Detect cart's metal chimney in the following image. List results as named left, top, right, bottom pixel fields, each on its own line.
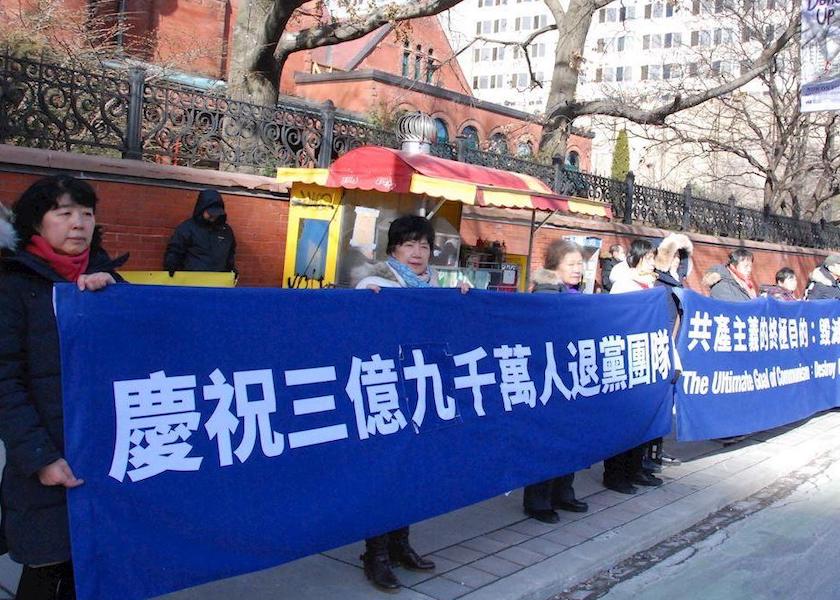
left=396, top=112, right=436, bottom=154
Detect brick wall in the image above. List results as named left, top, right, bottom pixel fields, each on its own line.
left=1, top=148, right=831, bottom=295
left=460, top=209, right=830, bottom=298
left=0, top=155, right=289, bottom=287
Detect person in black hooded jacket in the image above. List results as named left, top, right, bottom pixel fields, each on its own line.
left=164, top=189, right=237, bottom=275
left=1, top=175, right=125, bottom=600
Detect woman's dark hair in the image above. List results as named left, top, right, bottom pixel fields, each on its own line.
left=544, top=239, right=583, bottom=270
left=727, top=248, right=753, bottom=266
left=775, top=267, right=795, bottom=284
left=627, top=238, right=654, bottom=268
left=386, top=215, right=435, bottom=255
left=13, top=175, right=98, bottom=245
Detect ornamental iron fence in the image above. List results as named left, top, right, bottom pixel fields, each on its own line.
left=0, top=51, right=838, bottom=249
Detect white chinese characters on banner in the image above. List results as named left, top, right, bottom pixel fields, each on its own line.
left=109, top=371, right=202, bottom=482
left=109, top=328, right=670, bottom=483
left=686, top=311, right=839, bottom=353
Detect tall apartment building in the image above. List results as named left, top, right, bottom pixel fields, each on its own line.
left=441, top=0, right=558, bottom=114
left=444, top=0, right=790, bottom=200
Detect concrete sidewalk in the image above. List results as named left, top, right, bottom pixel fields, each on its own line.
left=3, top=412, right=839, bottom=600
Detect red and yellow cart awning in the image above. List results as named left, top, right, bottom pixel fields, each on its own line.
left=277, top=146, right=611, bottom=219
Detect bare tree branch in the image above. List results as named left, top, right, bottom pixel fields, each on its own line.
left=276, top=0, right=464, bottom=63
left=556, top=13, right=798, bottom=125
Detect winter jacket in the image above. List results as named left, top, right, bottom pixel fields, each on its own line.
left=530, top=268, right=578, bottom=294
left=653, top=233, right=693, bottom=332
left=805, top=266, right=840, bottom=300
left=352, top=261, right=440, bottom=290
left=163, top=189, right=237, bottom=274
left=759, top=284, right=798, bottom=302
left=654, top=270, right=683, bottom=333
left=600, top=257, right=619, bottom=293
left=609, top=265, right=657, bottom=294
left=0, top=234, right=125, bottom=565
left=703, top=264, right=754, bottom=302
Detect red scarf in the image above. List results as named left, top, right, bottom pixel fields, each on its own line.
left=26, top=235, right=90, bottom=282
left=728, top=265, right=757, bottom=298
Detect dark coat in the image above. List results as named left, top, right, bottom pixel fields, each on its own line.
left=163, top=189, right=237, bottom=274
left=805, top=267, right=840, bottom=300
left=703, top=264, right=754, bottom=302
left=760, top=284, right=798, bottom=302
left=600, top=257, right=619, bottom=293
left=0, top=247, right=125, bottom=565
left=654, top=269, right=683, bottom=333
left=523, top=268, right=578, bottom=511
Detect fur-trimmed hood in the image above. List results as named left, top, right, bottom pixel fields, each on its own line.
left=350, top=261, right=400, bottom=288
left=809, top=266, right=835, bottom=287
left=0, top=202, right=17, bottom=252
left=531, top=267, right=562, bottom=287
left=655, top=233, right=693, bottom=272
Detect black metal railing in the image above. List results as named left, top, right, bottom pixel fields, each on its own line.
left=1, top=50, right=838, bottom=249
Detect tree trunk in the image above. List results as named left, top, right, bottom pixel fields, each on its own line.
left=227, top=0, right=298, bottom=107
left=539, top=0, right=596, bottom=154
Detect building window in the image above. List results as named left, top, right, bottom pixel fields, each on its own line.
left=665, top=1, right=674, bottom=16
left=689, top=62, right=699, bottom=76
left=641, top=65, right=649, bottom=80
left=566, top=150, right=580, bottom=169
left=401, top=41, right=410, bottom=77
left=516, top=140, right=533, bottom=157
left=653, top=2, right=663, bottom=17
left=663, top=64, right=671, bottom=79
left=414, top=45, right=422, bottom=79
left=595, top=68, right=603, bottom=82
left=425, top=49, right=435, bottom=83
left=490, top=132, right=509, bottom=154
left=434, top=118, right=449, bottom=144
left=644, top=4, right=652, bottom=17
left=599, top=8, right=606, bottom=22
left=461, top=125, right=479, bottom=150
left=617, top=36, right=626, bottom=51
left=597, top=38, right=606, bottom=52
left=616, top=66, right=624, bottom=81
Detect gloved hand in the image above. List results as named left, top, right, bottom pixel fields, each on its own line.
left=168, top=270, right=175, bottom=277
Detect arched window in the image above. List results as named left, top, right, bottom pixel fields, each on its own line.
left=401, top=40, right=410, bottom=77
left=490, top=132, right=509, bottom=154
left=516, top=140, right=533, bottom=157
left=414, top=44, right=422, bottom=79
left=566, top=150, right=580, bottom=170
left=461, top=125, right=479, bottom=150
left=426, top=48, right=436, bottom=83
left=434, top=118, right=449, bottom=144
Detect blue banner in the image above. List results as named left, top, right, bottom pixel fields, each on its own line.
left=674, top=289, right=840, bottom=441
left=55, top=285, right=674, bottom=600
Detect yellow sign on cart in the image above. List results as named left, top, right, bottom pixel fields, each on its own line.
left=119, top=271, right=237, bottom=287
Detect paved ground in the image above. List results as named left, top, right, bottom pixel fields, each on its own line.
left=2, top=411, right=840, bottom=600
left=592, top=446, right=840, bottom=600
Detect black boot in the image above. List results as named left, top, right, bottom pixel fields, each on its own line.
left=362, top=536, right=401, bottom=591
left=388, top=530, right=435, bottom=571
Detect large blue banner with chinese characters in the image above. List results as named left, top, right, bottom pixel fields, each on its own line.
left=55, top=285, right=674, bottom=600
left=674, top=289, right=840, bottom=441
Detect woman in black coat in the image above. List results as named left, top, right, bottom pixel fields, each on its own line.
left=0, top=175, right=123, bottom=600
left=522, top=240, right=589, bottom=524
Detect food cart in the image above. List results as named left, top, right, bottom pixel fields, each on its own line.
left=276, top=120, right=611, bottom=291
